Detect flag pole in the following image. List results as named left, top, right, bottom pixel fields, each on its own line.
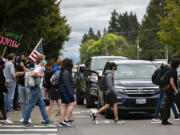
left=1, top=46, right=7, bottom=58
left=29, top=38, right=43, bottom=57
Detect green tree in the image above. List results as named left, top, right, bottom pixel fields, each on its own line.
left=108, top=11, right=138, bottom=45
left=80, top=33, right=129, bottom=62
left=158, top=0, right=180, bottom=56
left=0, top=0, right=70, bottom=62
left=139, top=0, right=167, bottom=60
left=79, top=39, right=96, bottom=63
left=108, top=9, right=119, bottom=34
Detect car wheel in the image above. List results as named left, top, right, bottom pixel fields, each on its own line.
left=76, top=90, right=84, bottom=105
left=105, top=108, right=113, bottom=119
left=86, top=90, right=95, bottom=108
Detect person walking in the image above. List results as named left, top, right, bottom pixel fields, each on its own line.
left=0, top=58, right=13, bottom=124
left=23, top=55, right=50, bottom=125
left=59, top=58, right=76, bottom=127
left=162, top=58, right=180, bottom=125
left=90, top=62, right=119, bottom=123
left=152, top=59, right=179, bottom=123
left=44, top=63, right=62, bottom=116
left=4, top=53, right=16, bottom=112
left=16, top=52, right=34, bottom=123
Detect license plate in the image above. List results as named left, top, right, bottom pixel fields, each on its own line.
left=136, top=99, right=146, bottom=104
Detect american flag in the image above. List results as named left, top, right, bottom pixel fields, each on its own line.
left=29, top=38, right=43, bottom=64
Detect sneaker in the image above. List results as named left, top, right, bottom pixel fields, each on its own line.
left=151, top=118, right=161, bottom=123
left=19, top=118, right=23, bottom=122
left=174, top=116, right=180, bottom=120
left=162, top=121, right=173, bottom=125
left=41, top=121, right=50, bottom=125
left=64, top=119, right=74, bottom=123
left=90, top=113, right=96, bottom=123
left=59, top=122, right=71, bottom=127
left=114, top=118, right=119, bottom=123
left=28, top=119, right=31, bottom=123
left=4, top=119, right=13, bottom=124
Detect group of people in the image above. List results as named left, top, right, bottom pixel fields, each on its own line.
left=1, top=52, right=180, bottom=127
left=0, top=53, right=76, bottom=127
left=90, top=58, right=180, bottom=126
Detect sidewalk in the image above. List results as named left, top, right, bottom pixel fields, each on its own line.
left=0, top=104, right=60, bottom=125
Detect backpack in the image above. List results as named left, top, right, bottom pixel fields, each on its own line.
left=152, top=68, right=163, bottom=85
left=25, top=66, right=41, bottom=88
left=25, top=68, right=35, bottom=87
left=159, top=70, right=171, bottom=91
left=50, top=70, right=61, bottom=88
left=98, top=74, right=108, bottom=91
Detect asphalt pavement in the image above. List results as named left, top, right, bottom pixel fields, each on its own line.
left=0, top=104, right=180, bottom=135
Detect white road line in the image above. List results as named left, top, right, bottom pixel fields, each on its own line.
left=73, top=116, right=89, bottom=118
left=0, top=134, right=56, bottom=135
left=95, top=120, right=126, bottom=124
left=89, top=109, right=98, bottom=113
left=0, top=129, right=57, bottom=131
left=34, top=125, right=56, bottom=128
left=1, top=125, right=24, bottom=127
left=1, top=125, right=57, bottom=128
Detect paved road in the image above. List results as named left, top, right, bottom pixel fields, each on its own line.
left=0, top=105, right=180, bottom=135
left=58, top=105, right=180, bottom=135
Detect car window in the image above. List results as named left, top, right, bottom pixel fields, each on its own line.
left=114, top=64, right=156, bottom=79
left=91, top=58, right=125, bottom=70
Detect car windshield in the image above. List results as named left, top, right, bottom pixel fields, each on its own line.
left=114, top=64, right=156, bottom=79
left=91, top=58, right=126, bottom=70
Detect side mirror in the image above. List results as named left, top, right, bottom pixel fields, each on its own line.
left=79, top=66, right=86, bottom=72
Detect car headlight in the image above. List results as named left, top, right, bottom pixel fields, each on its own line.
left=155, top=88, right=160, bottom=93
left=115, top=86, right=125, bottom=93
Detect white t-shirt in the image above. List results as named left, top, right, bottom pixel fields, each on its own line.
left=34, top=65, right=43, bottom=88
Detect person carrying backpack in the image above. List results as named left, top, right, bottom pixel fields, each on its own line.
left=23, top=55, right=51, bottom=125
left=90, top=62, right=119, bottom=123
left=162, top=58, right=180, bottom=125
left=152, top=59, right=179, bottom=123
left=44, top=62, right=62, bottom=116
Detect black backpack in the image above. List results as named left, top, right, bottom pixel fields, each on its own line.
left=98, top=74, right=108, bottom=91
left=152, top=68, right=163, bottom=85
left=159, top=70, right=171, bottom=91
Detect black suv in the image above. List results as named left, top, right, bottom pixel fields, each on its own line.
left=97, top=60, right=160, bottom=118
left=75, top=56, right=128, bottom=108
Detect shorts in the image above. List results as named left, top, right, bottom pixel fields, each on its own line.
left=48, top=88, right=61, bottom=101
left=59, top=93, right=75, bottom=104
left=105, top=91, right=117, bottom=106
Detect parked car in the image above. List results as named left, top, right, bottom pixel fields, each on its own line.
left=75, top=56, right=128, bottom=108
left=152, top=59, right=167, bottom=68
left=97, top=60, right=159, bottom=118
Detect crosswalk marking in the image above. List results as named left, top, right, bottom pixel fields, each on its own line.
left=0, top=129, right=57, bottom=131
left=0, top=134, right=56, bottom=135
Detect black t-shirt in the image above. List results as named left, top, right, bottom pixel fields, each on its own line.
left=16, top=61, right=34, bottom=86
left=167, top=69, right=178, bottom=95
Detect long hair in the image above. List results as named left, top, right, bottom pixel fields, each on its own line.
left=61, top=58, right=73, bottom=72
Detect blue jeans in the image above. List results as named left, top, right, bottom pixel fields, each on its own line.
left=18, top=84, right=30, bottom=118
left=5, top=80, right=16, bottom=111
left=23, top=87, right=50, bottom=124
left=154, top=88, right=179, bottom=118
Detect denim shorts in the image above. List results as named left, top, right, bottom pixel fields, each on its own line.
left=59, top=93, right=75, bottom=104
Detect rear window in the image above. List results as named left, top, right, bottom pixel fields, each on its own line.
left=115, top=64, right=156, bottom=79
left=91, top=58, right=126, bottom=70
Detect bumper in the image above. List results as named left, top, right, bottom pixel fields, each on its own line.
left=114, top=92, right=160, bottom=113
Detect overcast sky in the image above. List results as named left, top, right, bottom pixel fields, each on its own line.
left=60, top=0, right=151, bottom=62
